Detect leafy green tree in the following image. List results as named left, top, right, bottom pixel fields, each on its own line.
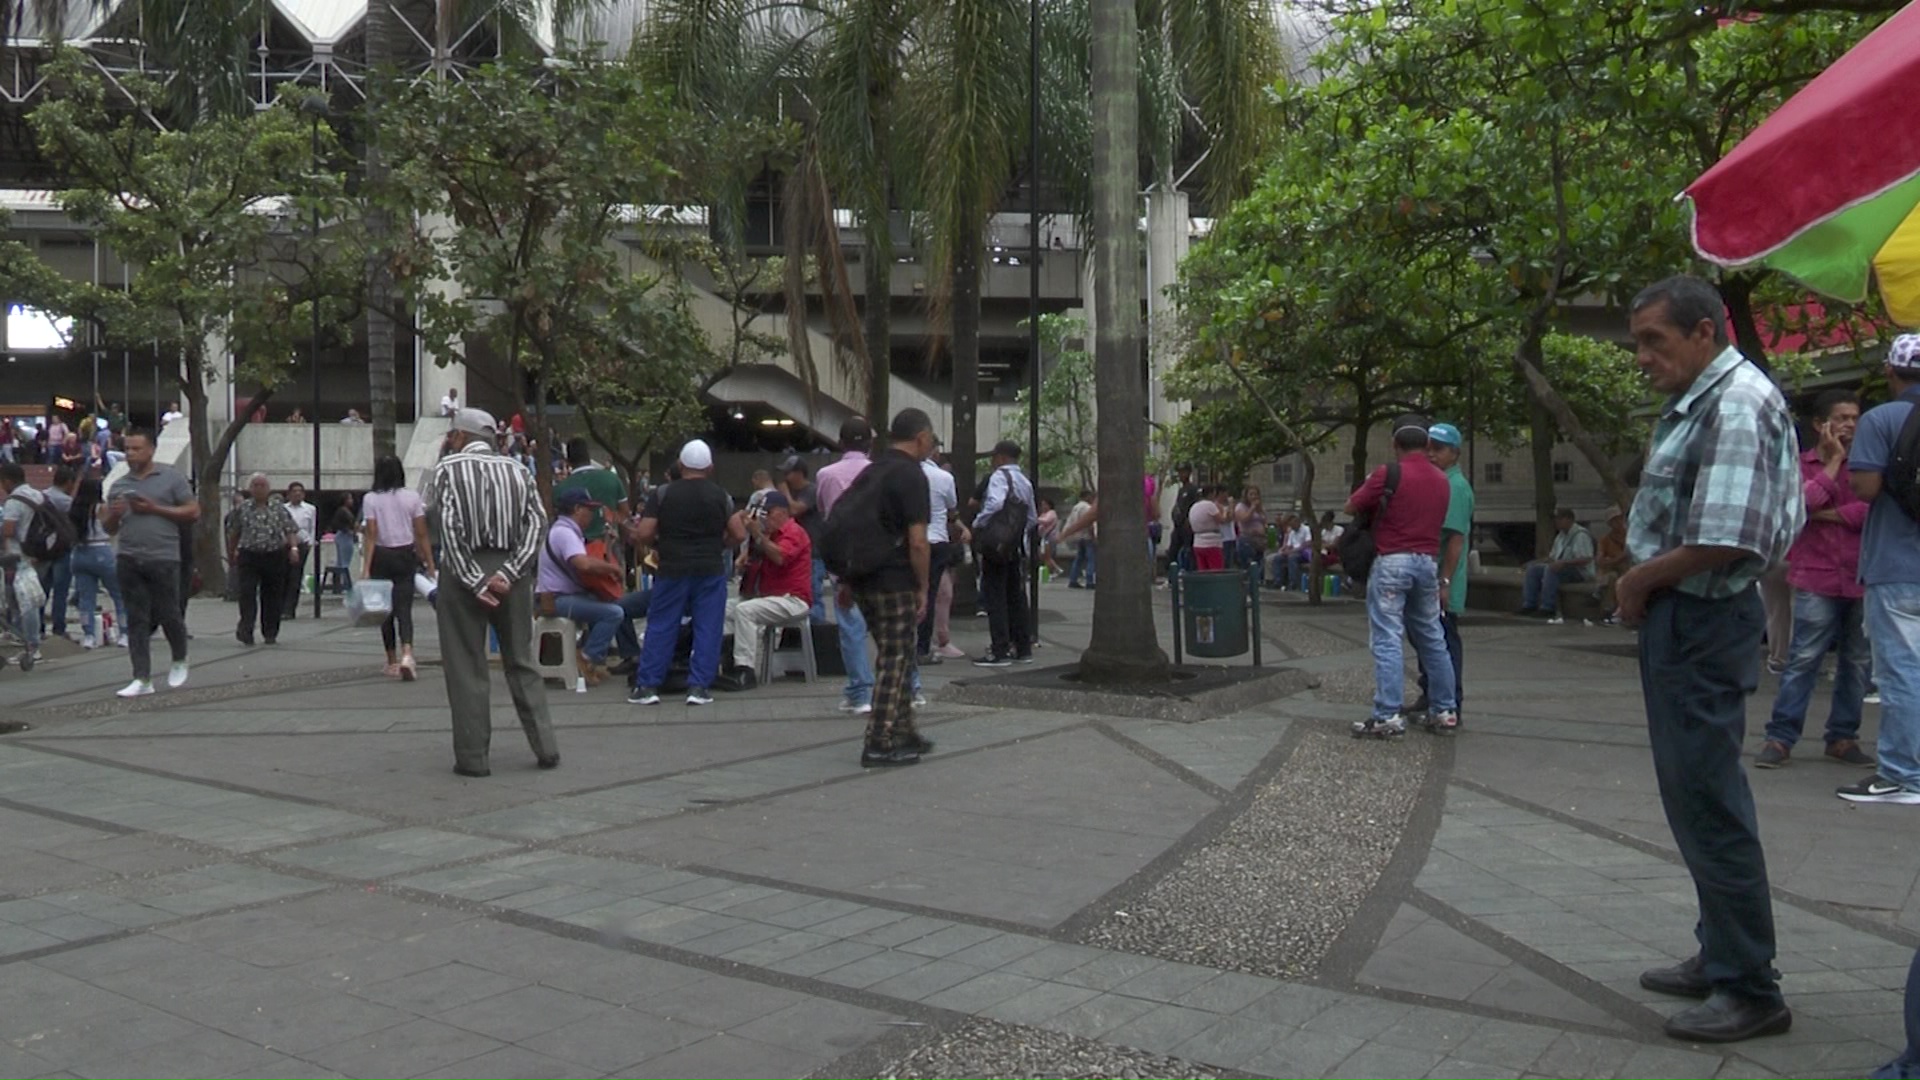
left=0, top=55, right=360, bottom=590
left=379, top=54, right=719, bottom=499
left=1001, top=314, right=1096, bottom=489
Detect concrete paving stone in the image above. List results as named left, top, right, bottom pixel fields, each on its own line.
left=455, top=807, right=621, bottom=841
left=282, top=942, right=453, bottom=992
left=766, top=938, right=884, bottom=979
left=1372, top=1007, right=1488, bottom=1056
left=516, top=888, right=635, bottom=921
left=432, top=984, right=614, bottom=1043
left=522, top=1008, right=712, bottom=1072
left=18, top=913, right=122, bottom=944
left=678, top=883, right=788, bottom=914
left=1618, top=1043, right=1735, bottom=1079
left=219, top=926, right=383, bottom=970
left=354, top=961, right=528, bottom=1015
left=1000, top=941, right=1111, bottom=981
left=1239, top=1028, right=1370, bottom=1079
left=488, top=882, right=600, bottom=914
left=1299, top=996, right=1417, bottom=1041
left=562, top=896, right=667, bottom=934
left=2, top=1004, right=206, bottom=1072
left=725, top=997, right=896, bottom=1057
left=1788, top=989, right=1898, bottom=1019
left=1041, top=992, right=1166, bottom=1041
left=942, top=932, right=1053, bottom=971
left=811, top=946, right=933, bottom=990
left=1055, top=951, right=1168, bottom=991
left=413, top=1044, right=601, bottom=1079
left=181, top=985, right=422, bottom=1054
left=753, top=895, right=870, bottom=930
left=70, top=1026, right=287, bottom=1080
left=393, top=867, right=546, bottom=903
left=1783, top=968, right=1880, bottom=994
left=609, top=1033, right=799, bottom=1080
left=0, top=898, right=76, bottom=924
left=715, top=889, right=830, bottom=923
left=1167, top=971, right=1287, bottom=1017
left=897, top=922, right=1007, bottom=959
left=209, top=1055, right=347, bottom=1080
left=641, top=876, right=742, bottom=905
left=674, top=918, right=793, bottom=959
left=1167, top=1013, right=1290, bottom=1068
left=530, top=954, right=711, bottom=1007
left=921, top=970, right=1052, bottom=1014
left=1112, top=960, right=1223, bottom=1004
left=1327, top=1042, right=1447, bottom=1080
left=1361, top=949, right=1502, bottom=1002
left=980, top=979, right=1105, bottom=1027
left=269, top=829, right=517, bottom=880
left=1102, top=1003, right=1225, bottom=1057
left=1234, top=983, right=1347, bottom=1030
left=715, top=928, right=839, bottom=967
left=630, top=910, right=747, bottom=947
left=634, top=976, right=805, bottom=1030
left=841, top=911, right=947, bottom=946
left=1428, top=1057, right=1524, bottom=1079
left=0, top=923, right=79, bottom=957
left=864, top=954, right=989, bottom=1001
left=305, top=1016, right=507, bottom=1079
left=1531, top=1031, right=1641, bottom=1080
left=1733, top=1037, right=1899, bottom=1078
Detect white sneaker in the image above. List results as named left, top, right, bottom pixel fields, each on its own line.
left=115, top=633, right=128, bottom=648
left=116, top=679, right=154, bottom=698
left=912, top=694, right=928, bottom=708
left=838, top=700, right=872, bottom=715
left=167, top=662, right=189, bottom=689
left=81, top=633, right=97, bottom=650
left=1865, top=691, right=1883, bottom=705
left=1546, top=615, right=1565, bottom=626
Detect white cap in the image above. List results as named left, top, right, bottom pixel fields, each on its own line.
left=451, top=407, right=497, bottom=436
left=679, top=439, right=714, bottom=471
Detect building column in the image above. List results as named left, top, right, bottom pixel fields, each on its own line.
left=1144, top=187, right=1190, bottom=439
left=417, top=212, right=467, bottom=420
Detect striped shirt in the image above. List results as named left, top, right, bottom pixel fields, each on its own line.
left=1627, top=346, right=1804, bottom=599
left=424, top=441, right=548, bottom=595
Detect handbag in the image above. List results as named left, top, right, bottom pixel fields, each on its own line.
left=1336, top=461, right=1399, bottom=584
left=346, top=579, right=394, bottom=628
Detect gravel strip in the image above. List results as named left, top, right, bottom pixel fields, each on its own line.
left=843, top=1017, right=1227, bottom=1080
left=1078, top=726, right=1433, bottom=980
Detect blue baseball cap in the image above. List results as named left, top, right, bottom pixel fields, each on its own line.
left=1427, top=422, right=1463, bottom=448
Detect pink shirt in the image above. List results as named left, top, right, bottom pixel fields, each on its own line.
left=1789, top=448, right=1867, bottom=599
left=362, top=488, right=425, bottom=549
left=815, top=451, right=871, bottom=517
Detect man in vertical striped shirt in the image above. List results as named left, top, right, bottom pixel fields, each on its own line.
left=423, top=408, right=560, bottom=777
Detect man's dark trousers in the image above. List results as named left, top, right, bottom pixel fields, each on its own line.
left=1415, top=609, right=1464, bottom=713
left=1641, top=588, right=1782, bottom=1006
left=916, top=541, right=950, bottom=656
left=980, top=554, right=1030, bottom=659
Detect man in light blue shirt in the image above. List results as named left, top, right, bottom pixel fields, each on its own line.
left=970, top=440, right=1037, bottom=667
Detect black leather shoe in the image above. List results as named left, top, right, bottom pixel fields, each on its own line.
left=860, top=747, right=920, bottom=768
left=1663, top=989, right=1791, bottom=1043
left=899, top=733, right=936, bottom=754
left=536, top=753, right=560, bottom=770
left=453, top=764, right=491, bottom=778
left=1640, top=954, right=1712, bottom=998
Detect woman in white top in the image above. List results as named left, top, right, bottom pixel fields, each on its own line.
left=360, top=455, right=435, bottom=680
left=1188, top=484, right=1228, bottom=572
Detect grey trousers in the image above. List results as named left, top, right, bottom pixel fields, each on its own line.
left=435, top=551, right=557, bottom=772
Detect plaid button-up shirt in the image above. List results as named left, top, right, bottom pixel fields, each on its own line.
left=1627, top=346, right=1804, bottom=599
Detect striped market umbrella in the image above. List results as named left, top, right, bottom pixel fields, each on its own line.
left=1684, top=2, right=1920, bottom=324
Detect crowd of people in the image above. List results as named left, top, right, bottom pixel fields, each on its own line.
left=0, top=397, right=142, bottom=476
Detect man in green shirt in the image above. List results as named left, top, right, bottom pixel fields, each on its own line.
left=1414, top=422, right=1473, bottom=731
left=554, top=437, right=628, bottom=543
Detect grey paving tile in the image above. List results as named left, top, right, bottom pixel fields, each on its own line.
left=980, top=980, right=1104, bottom=1026
left=1167, top=1014, right=1289, bottom=1070
left=1055, top=951, right=1167, bottom=991
left=817, top=948, right=934, bottom=990
left=414, top=1044, right=600, bottom=1078
left=758, top=896, right=870, bottom=930
left=433, top=984, right=614, bottom=1042
left=673, top=919, right=791, bottom=959
left=943, top=932, right=1053, bottom=971
left=354, top=961, right=528, bottom=1014
left=1000, top=942, right=1109, bottom=981
left=1239, top=1027, right=1369, bottom=1078
left=897, top=923, right=1006, bottom=959
left=611, top=1033, right=798, bottom=1080
left=1038, top=991, right=1163, bottom=1041
left=1532, top=1031, right=1641, bottom=1080
left=867, top=957, right=992, bottom=1003
left=1235, top=983, right=1346, bottom=1030
left=1327, top=1043, right=1446, bottom=1079
left=845, top=912, right=950, bottom=947
left=1103, top=1003, right=1223, bottom=1056
left=1112, top=961, right=1222, bottom=1004
left=74, top=1027, right=288, bottom=1079
left=719, top=929, right=840, bottom=967
left=634, top=976, right=803, bottom=1030
left=306, top=1017, right=507, bottom=1078
left=1618, top=1043, right=1735, bottom=1079
left=1175, top=971, right=1289, bottom=1016
left=766, top=939, right=886, bottom=978
left=269, top=828, right=517, bottom=880
left=922, top=971, right=1051, bottom=1014
left=726, top=997, right=895, bottom=1057
left=1299, top=996, right=1415, bottom=1041
left=1452, top=1018, right=1561, bottom=1072
left=523, top=1008, right=711, bottom=1072
left=1428, top=1058, right=1523, bottom=1080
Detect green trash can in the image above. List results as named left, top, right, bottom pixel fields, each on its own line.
left=1182, top=570, right=1250, bottom=658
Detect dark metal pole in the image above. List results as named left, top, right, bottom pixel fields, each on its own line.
left=1027, top=0, right=1042, bottom=643
left=306, top=99, right=326, bottom=619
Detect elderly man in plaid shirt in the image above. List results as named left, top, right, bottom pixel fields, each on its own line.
left=1614, top=275, right=1805, bottom=1045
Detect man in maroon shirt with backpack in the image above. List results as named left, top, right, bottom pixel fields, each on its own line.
left=1345, top=415, right=1458, bottom=738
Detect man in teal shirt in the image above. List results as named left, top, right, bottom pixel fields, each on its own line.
left=1414, top=422, right=1473, bottom=731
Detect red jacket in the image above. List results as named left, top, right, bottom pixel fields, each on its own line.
left=1788, top=448, right=1867, bottom=599
left=744, top=519, right=813, bottom=605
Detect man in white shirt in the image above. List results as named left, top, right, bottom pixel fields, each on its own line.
left=282, top=481, right=318, bottom=619
left=160, top=403, right=183, bottom=429
left=918, top=451, right=961, bottom=664
left=340, top=409, right=366, bottom=425
left=439, top=388, right=460, bottom=418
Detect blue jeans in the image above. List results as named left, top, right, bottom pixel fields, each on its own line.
left=1366, top=552, right=1455, bottom=719
left=70, top=544, right=125, bottom=640
left=554, top=590, right=650, bottom=665
left=1868, top=583, right=1920, bottom=792
left=635, top=574, right=726, bottom=692
left=809, top=557, right=829, bottom=625
left=1639, top=588, right=1781, bottom=1005
left=1872, top=949, right=1920, bottom=1079
left=1765, top=590, right=1870, bottom=749
left=46, top=552, right=71, bottom=635
left=837, top=588, right=874, bottom=706
left=334, top=535, right=356, bottom=587
left=1069, top=540, right=1096, bottom=586
left=1416, top=609, right=1465, bottom=712
left=1522, top=562, right=1586, bottom=612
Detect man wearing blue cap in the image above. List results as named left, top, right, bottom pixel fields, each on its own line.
left=1413, top=422, right=1472, bottom=730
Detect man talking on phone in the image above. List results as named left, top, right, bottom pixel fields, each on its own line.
left=101, top=428, right=197, bottom=698
left=422, top=408, right=559, bottom=777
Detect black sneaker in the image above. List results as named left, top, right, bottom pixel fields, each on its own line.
left=899, top=733, right=936, bottom=754
left=1639, top=954, right=1711, bottom=999
left=1013, top=651, right=1035, bottom=664
left=861, top=746, right=921, bottom=768
left=1754, top=741, right=1790, bottom=769
left=628, top=685, right=661, bottom=705
left=1836, top=774, right=1920, bottom=804
left=972, top=653, right=1012, bottom=668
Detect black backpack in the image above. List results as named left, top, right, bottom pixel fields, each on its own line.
left=1335, top=461, right=1399, bottom=584
left=974, top=466, right=1029, bottom=563
left=1885, top=401, right=1920, bottom=523
left=7, top=491, right=77, bottom=562
left=819, top=466, right=900, bottom=582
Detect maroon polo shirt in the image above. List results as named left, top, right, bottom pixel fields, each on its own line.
left=1348, top=452, right=1450, bottom=557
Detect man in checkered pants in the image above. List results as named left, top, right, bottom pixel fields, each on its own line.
left=836, top=409, right=935, bottom=767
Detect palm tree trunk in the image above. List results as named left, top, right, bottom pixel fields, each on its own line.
left=1080, top=0, right=1167, bottom=683
left=364, top=0, right=398, bottom=459
left=949, top=245, right=981, bottom=509
left=864, top=219, right=891, bottom=420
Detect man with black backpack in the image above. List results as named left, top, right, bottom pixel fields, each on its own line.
left=2, top=462, right=57, bottom=664
left=1343, top=415, right=1457, bottom=739
left=823, top=409, right=934, bottom=767
left=971, top=440, right=1037, bottom=667
left=1841, top=334, right=1920, bottom=806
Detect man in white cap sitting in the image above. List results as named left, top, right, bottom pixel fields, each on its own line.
left=628, top=438, right=745, bottom=706
left=422, top=407, right=560, bottom=776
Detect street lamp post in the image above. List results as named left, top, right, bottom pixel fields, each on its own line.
left=303, top=94, right=328, bottom=619
left=1027, top=0, right=1042, bottom=641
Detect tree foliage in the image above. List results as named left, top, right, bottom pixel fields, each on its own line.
left=1001, top=314, right=1096, bottom=490
left=0, top=52, right=360, bottom=590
